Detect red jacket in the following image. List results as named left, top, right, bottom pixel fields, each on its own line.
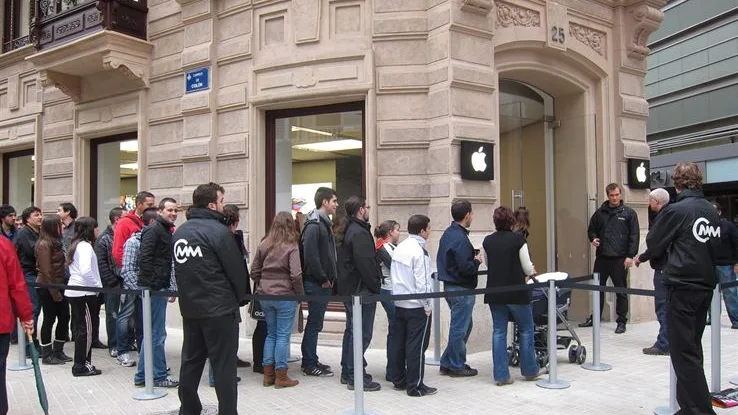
left=112, top=211, right=144, bottom=267
left=0, top=236, right=33, bottom=334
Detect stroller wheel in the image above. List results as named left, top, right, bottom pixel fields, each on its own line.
left=537, top=353, right=549, bottom=369
left=510, top=349, right=520, bottom=367
left=568, top=346, right=578, bottom=363
left=576, top=346, right=587, bottom=365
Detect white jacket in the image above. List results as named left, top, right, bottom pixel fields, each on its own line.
left=65, top=241, right=102, bottom=297
left=390, top=235, right=432, bottom=311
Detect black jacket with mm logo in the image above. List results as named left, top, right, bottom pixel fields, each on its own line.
left=173, top=208, right=247, bottom=318
left=587, top=201, right=639, bottom=258
left=645, top=189, right=720, bottom=291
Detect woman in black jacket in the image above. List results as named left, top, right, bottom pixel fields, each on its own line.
left=482, top=206, right=539, bottom=386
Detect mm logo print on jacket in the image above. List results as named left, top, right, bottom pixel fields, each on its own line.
left=174, top=239, right=203, bottom=263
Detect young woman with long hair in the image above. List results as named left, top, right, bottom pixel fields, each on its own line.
left=64, top=217, right=103, bottom=377
left=35, top=215, right=72, bottom=365
left=251, top=211, right=305, bottom=388
left=512, top=206, right=530, bottom=241
left=374, top=219, right=400, bottom=382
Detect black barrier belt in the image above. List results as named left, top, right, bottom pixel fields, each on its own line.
left=30, top=275, right=593, bottom=304
left=30, top=281, right=142, bottom=296
left=721, top=280, right=738, bottom=290
left=567, top=282, right=656, bottom=297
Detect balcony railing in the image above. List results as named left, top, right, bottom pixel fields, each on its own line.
left=2, top=35, right=33, bottom=53
left=33, top=0, right=147, bottom=50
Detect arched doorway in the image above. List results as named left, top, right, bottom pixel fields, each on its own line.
left=496, top=47, right=604, bottom=318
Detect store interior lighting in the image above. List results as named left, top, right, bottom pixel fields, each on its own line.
left=292, top=139, right=362, bottom=152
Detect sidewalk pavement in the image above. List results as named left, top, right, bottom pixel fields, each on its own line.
left=6, top=313, right=738, bottom=415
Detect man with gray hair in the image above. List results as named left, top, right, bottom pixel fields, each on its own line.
left=635, top=187, right=670, bottom=355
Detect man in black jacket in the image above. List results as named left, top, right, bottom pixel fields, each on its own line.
left=14, top=206, right=43, bottom=354
left=712, top=202, right=738, bottom=329
left=95, top=207, right=124, bottom=357
left=645, top=162, right=719, bottom=415
left=581, top=183, right=639, bottom=333
left=136, top=197, right=179, bottom=389
left=635, top=188, right=670, bottom=355
left=337, top=196, right=381, bottom=391
left=174, top=183, right=247, bottom=415
left=300, top=187, right=339, bottom=377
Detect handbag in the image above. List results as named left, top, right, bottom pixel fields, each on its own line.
left=248, top=283, right=265, bottom=321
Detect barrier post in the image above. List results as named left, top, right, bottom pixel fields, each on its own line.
left=710, top=284, right=721, bottom=392
left=654, top=361, right=679, bottom=415
left=8, top=320, right=32, bottom=371
left=344, top=295, right=368, bottom=415
left=133, top=290, right=167, bottom=400
left=536, top=279, right=570, bottom=389
left=583, top=273, right=611, bottom=371
left=426, top=274, right=441, bottom=366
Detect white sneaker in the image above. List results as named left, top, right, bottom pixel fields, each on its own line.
left=117, top=353, right=136, bottom=367
left=110, top=349, right=118, bottom=358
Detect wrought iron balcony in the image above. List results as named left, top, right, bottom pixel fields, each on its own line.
left=33, top=0, right=147, bottom=50
left=2, top=35, right=33, bottom=53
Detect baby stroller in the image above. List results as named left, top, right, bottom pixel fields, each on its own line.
left=507, top=272, right=587, bottom=369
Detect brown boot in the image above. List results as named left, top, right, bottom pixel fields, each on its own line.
left=263, top=365, right=275, bottom=387
left=275, top=368, right=299, bottom=389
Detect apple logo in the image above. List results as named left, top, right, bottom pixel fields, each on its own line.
left=471, top=147, right=487, bottom=172
left=636, top=162, right=647, bottom=183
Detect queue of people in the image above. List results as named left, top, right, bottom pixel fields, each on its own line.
left=1, top=161, right=735, bottom=415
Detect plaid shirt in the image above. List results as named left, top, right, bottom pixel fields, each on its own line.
left=121, top=232, right=141, bottom=290
left=120, top=231, right=177, bottom=292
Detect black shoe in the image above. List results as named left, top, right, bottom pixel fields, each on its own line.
left=42, top=355, right=66, bottom=365
left=642, top=346, right=668, bottom=355
left=91, top=340, right=107, bottom=349
left=73, top=363, right=102, bottom=377
left=408, top=384, right=437, bottom=397
left=253, top=365, right=264, bottom=374
left=317, top=362, right=332, bottom=371
left=615, top=323, right=626, bottom=334
left=237, top=358, right=251, bottom=368
left=393, top=383, right=407, bottom=391
left=447, top=367, right=478, bottom=377
left=348, top=380, right=381, bottom=391
left=579, top=316, right=594, bottom=328
left=303, top=365, right=334, bottom=377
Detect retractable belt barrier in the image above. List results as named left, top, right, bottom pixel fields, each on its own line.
left=29, top=274, right=738, bottom=415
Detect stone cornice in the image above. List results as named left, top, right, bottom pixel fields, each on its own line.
left=0, top=45, right=36, bottom=68
left=461, top=0, right=494, bottom=15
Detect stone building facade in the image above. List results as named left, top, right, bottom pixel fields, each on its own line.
left=0, top=0, right=666, bottom=351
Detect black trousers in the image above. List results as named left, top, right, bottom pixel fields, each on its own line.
left=37, top=289, right=70, bottom=345
left=0, top=333, right=9, bottom=415
left=390, top=307, right=431, bottom=392
left=90, top=294, right=103, bottom=342
left=594, top=256, right=629, bottom=324
left=179, top=313, right=239, bottom=415
left=251, top=319, right=266, bottom=371
left=69, top=296, right=96, bottom=372
left=668, top=288, right=716, bottom=415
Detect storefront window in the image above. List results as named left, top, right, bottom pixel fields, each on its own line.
left=2, top=149, right=35, bottom=209
left=91, top=137, right=138, bottom=222
left=267, top=102, right=364, bottom=227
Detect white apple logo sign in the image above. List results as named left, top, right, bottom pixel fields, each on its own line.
left=471, top=147, right=487, bottom=172
left=636, top=162, right=647, bottom=183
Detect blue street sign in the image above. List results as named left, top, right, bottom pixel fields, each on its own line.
left=185, top=67, right=209, bottom=93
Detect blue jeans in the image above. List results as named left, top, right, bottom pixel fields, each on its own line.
left=134, top=294, right=168, bottom=383
left=380, top=288, right=396, bottom=380
left=653, top=270, right=669, bottom=351
left=262, top=300, right=297, bottom=370
left=24, top=273, right=41, bottom=346
left=717, top=265, right=738, bottom=326
left=441, top=284, right=475, bottom=370
left=490, top=303, right=538, bottom=382
left=340, top=301, right=376, bottom=382
left=116, top=293, right=140, bottom=355
left=301, top=280, right=331, bottom=369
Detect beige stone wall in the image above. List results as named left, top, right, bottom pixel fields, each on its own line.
left=0, top=0, right=668, bottom=350
left=0, top=46, right=42, bottom=205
